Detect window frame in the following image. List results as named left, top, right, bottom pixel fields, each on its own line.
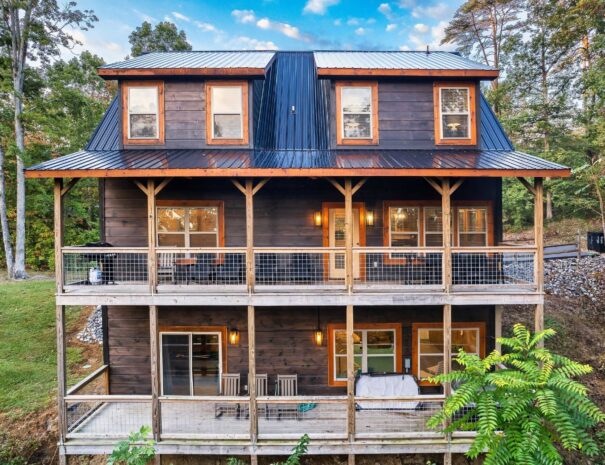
left=122, top=81, right=165, bottom=145
left=412, top=322, right=485, bottom=386
left=327, top=323, right=402, bottom=387
left=156, top=200, right=225, bottom=248
left=205, top=81, right=249, bottom=146
left=336, top=81, right=379, bottom=145
left=433, top=82, right=477, bottom=146
left=457, top=206, right=489, bottom=248
left=159, top=325, right=227, bottom=396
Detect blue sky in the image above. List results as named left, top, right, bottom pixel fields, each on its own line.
left=67, top=0, right=464, bottom=63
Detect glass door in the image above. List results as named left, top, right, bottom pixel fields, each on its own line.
left=328, top=208, right=360, bottom=279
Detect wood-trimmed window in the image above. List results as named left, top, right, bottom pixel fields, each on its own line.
left=383, top=201, right=493, bottom=248
left=159, top=326, right=227, bottom=396
left=156, top=200, right=224, bottom=248
left=433, top=82, right=476, bottom=146
left=412, top=322, right=485, bottom=386
left=336, top=81, right=379, bottom=145
left=205, top=81, right=249, bottom=145
left=122, top=81, right=165, bottom=145
left=327, top=323, right=402, bottom=387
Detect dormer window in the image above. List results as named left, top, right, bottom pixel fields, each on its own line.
left=206, top=81, right=249, bottom=145
left=336, top=81, right=379, bottom=145
left=434, top=82, right=476, bottom=145
left=122, top=81, right=164, bottom=145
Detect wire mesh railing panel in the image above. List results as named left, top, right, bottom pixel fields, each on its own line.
left=254, top=249, right=345, bottom=288
left=67, top=366, right=108, bottom=396
left=355, top=248, right=444, bottom=288
left=355, top=398, right=443, bottom=438
left=257, top=400, right=348, bottom=439
left=66, top=400, right=152, bottom=439
left=452, top=248, right=535, bottom=287
left=156, top=249, right=246, bottom=287
left=63, top=248, right=148, bottom=287
left=160, top=399, right=250, bottom=438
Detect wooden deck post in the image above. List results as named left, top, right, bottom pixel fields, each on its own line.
left=495, top=305, right=503, bottom=352
left=247, top=305, right=258, bottom=446
left=246, top=180, right=255, bottom=294
left=56, top=305, right=67, bottom=444
left=149, top=305, right=161, bottom=441
left=346, top=304, right=355, bottom=441
left=344, top=179, right=353, bottom=293
left=54, top=179, right=64, bottom=294
left=443, top=304, right=452, bottom=397
left=534, top=177, right=545, bottom=344
left=441, top=178, right=452, bottom=293
left=147, top=179, right=157, bottom=294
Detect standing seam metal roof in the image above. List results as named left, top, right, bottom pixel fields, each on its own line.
left=100, top=51, right=276, bottom=70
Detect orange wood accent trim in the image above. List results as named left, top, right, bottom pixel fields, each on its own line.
left=433, top=82, right=477, bottom=146
left=25, top=168, right=572, bottom=179
left=205, top=81, right=250, bottom=146
left=412, top=321, right=486, bottom=387
left=335, top=81, right=379, bottom=146
left=122, top=81, right=165, bottom=146
left=454, top=200, right=494, bottom=247
left=156, top=200, right=225, bottom=248
left=318, top=68, right=499, bottom=79
left=99, top=68, right=266, bottom=78
left=327, top=322, right=403, bottom=387
left=159, top=325, right=229, bottom=375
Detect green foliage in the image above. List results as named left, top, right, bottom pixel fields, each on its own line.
left=227, top=434, right=309, bottom=465
left=107, top=426, right=156, bottom=465
left=427, top=324, right=605, bottom=465
left=129, top=21, right=192, bottom=57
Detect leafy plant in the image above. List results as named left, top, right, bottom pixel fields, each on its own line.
left=227, top=434, right=309, bottom=465
left=427, top=324, right=605, bottom=465
left=107, top=426, right=156, bottom=465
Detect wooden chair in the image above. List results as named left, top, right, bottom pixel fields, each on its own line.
left=275, top=374, right=298, bottom=420
left=157, top=252, right=175, bottom=284
left=244, top=374, right=268, bottom=419
left=215, top=373, right=241, bottom=418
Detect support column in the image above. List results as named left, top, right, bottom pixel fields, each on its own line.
left=344, top=180, right=353, bottom=294
left=443, top=304, right=452, bottom=396
left=248, top=305, right=258, bottom=446
left=441, top=178, right=452, bottom=293
left=494, top=305, right=503, bottom=352
left=245, top=180, right=255, bottom=294
left=56, top=305, right=67, bottom=445
left=150, top=305, right=161, bottom=441
left=534, top=178, right=545, bottom=341
left=147, top=179, right=157, bottom=294
left=54, top=179, right=64, bottom=294
left=346, top=305, right=355, bottom=441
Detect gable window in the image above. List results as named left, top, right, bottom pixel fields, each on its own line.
left=122, top=81, right=164, bottom=145
left=412, top=322, right=484, bottom=386
left=328, top=323, right=402, bottom=386
left=433, top=83, right=476, bottom=145
left=336, top=81, right=378, bottom=145
left=458, top=207, right=488, bottom=247
left=156, top=201, right=224, bottom=248
left=206, top=81, right=249, bottom=145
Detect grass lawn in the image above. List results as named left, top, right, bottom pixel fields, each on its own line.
left=0, top=279, right=83, bottom=416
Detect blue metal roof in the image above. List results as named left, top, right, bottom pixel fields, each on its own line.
left=86, top=97, right=120, bottom=151
left=101, top=51, right=275, bottom=70
left=479, top=94, right=513, bottom=151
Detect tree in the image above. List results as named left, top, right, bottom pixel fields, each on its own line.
left=0, top=0, right=97, bottom=278
left=128, top=21, right=192, bottom=57
left=427, top=324, right=605, bottom=465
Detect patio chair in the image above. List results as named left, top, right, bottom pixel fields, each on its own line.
left=157, top=252, right=175, bottom=284
left=189, top=253, right=215, bottom=283
left=244, top=373, right=269, bottom=419
left=275, top=374, right=299, bottom=420
left=215, top=373, right=241, bottom=419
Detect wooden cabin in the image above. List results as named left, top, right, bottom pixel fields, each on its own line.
left=26, top=50, right=570, bottom=464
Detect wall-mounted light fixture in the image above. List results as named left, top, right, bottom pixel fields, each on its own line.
left=365, top=210, right=375, bottom=226
left=404, top=357, right=411, bottom=374
left=229, top=327, right=240, bottom=345
left=314, top=308, right=324, bottom=346
left=313, top=211, right=322, bottom=227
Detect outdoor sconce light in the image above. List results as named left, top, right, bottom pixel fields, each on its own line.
left=229, top=328, right=240, bottom=345
left=365, top=210, right=375, bottom=226
left=404, top=357, right=411, bottom=374
left=313, top=211, right=322, bottom=227
left=314, top=308, right=323, bottom=346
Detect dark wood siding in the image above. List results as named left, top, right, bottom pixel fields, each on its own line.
left=103, top=177, right=503, bottom=247
left=107, top=305, right=494, bottom=395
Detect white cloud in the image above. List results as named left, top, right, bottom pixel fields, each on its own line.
left=195, top=21, right=220, bottom=33
left=399, top=44, right=411, bottom=51
left=61, top=28, right=126, bottom=63
left=303, top=0, right=340, bottom=15
left=397, top=0, right=415, bottom=8
left=231, top=9, right=256, bottom=24
left=172, top=11, right=191, bottom=22
left=333, top=19, right=342, bottom=26
left=378, top=3, right=395, bottom=20
left=229, top=35, right=279, bottom=50
left=355, top=27, right=366, bottom=35
left=132, top=9, right=156, bottom=23
left=366, top=18, right=376, bottom=24
left=347, top=18, right=360, bottom=26
left=386, top=23, right=397, bottom=32
left=411, top=3, right=451, bottom=20
left=407, top=20, right=453, bottom=51
left=256, top=17, right=310, bottom=41
left=414, top=23, right=429, bottom=33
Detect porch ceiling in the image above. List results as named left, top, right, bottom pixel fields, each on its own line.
left=25, top=148, right=570, bottom=179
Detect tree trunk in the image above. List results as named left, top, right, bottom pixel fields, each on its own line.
left=546, top=190, right=553, bottom=220
left=594, top=174, right=605, bottom=239
left=0, top=146, right=14, bottom=278
left=13, top=92, right=27, bottom=279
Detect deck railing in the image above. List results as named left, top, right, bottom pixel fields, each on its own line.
left=60, top=245, right=537, bottom=294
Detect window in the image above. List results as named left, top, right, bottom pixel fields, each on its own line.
left=389, top=207, right=419, bottom=247
left=156, top=201, right=223, bottom=248
left=122, top=81, right=164, bottom=144
left=458, top=207, right=488, bottom=247
left=336, top=82, right=378, bottom=145
left=206, top=81, right=249, bottom=145
left=424, top=206, right=443, bottom=247
left=434, top=82, right=476, bottom=145
left=412, top=322, right=485, bottom=386
left=160, top=328, right=226, bottom=396
left=328, top=323, right=402, bottom=386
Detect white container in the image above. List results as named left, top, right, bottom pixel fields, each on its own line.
left=89, top=267, right=102, bottom=285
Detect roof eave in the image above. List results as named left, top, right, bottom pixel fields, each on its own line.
left=316, top=68, right=500, bottom=80
left=97, top=67, right=268, bottom=79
